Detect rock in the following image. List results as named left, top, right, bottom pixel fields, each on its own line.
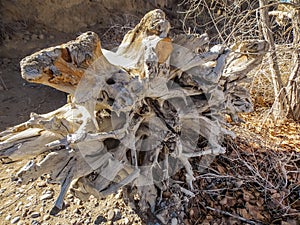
left=21, top=208, right=29, bottom=217
left=37, top=181, right=47, bottom=187
left=94, top=215, right=107, bottom=224
left=220, top=197, right=228, bottom=205
left=124, top=217, right=129, bottom=224
left=31, top=212, right=40, bottom=218
left=43, top=214, right=50, bottom=221
left=24, top=202, right=32, bottom=208
left=189, top=208, right=194, bottom=218
left=38, top=34, right=45, bottom=40
left=11, top=216, right=20, bottom=224
left=6, top=214, right=12, bottom=220
left=107, top=210, right=115, bottom=221
left=40, top=193, right=53, bottom=201
left=163, top=191, right=171, bottom=198
left=31, top=34, right=38, bottom=40
left=114, top=190, right=122, bottom=199
left=64, top=200, right=71, bottom=208
left=171, top=218, right=178, bottom=225
left=31, top=220, right=40, bottom=225
left=74, top=198, right=82, bottom=205
left=15, top=202, right=23, bottom=211
left=113, top=210, right=122, bottom=221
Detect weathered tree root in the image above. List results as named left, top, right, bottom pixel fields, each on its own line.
left=0, top=9, right=267, bottom=222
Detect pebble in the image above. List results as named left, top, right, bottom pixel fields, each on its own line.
left=171, top=218, right=178, bottom=225
left=27, top=195, right=35, bottom=201
left=24, top=202, right=32, bottom=208
left=37, top=181, right=47, bottom=187
left=113, top=210, right=122, bottom=221
left=38, top=34, right=45, bottom=40
left=5, top=214, right=12, bottom=221
left=15, top=202, right=23, bottom=211
left=74, top=198, right=82, bottom=205
left=22, top=208, right=29, bottom=217
left=31, top=212, right=40, bottom=218
left=107, top=210, right=115, bottom=220
left=31, top=220, right=40, bottom=225
left=124, top=217, right=129, bottom=224
left=43, top=214, right=50, bottom=221
left=114, top=190, right=122, bottom=199
left=64, top=200, right=71, bottom=208
left=11, top=216, right=20, bottom=224
left=94, top=215, right=107, bottom=224
left=31, top=34, right=38, bottom=40
left=40, top=193, right=53, bottom=201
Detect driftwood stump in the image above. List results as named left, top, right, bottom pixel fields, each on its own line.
left=0, top=9, right=267, bottom=222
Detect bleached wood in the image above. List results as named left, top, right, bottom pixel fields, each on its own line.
left=0, top=9, right=267, bottom=218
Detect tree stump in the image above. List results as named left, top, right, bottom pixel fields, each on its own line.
left=0, top=9, right=268, bottom=222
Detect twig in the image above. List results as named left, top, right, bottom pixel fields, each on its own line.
left=206, top=206, right=260, bottom=225
left=0, top=75, right=8, bottom=90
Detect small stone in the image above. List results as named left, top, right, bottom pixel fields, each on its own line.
left=220, top=197, right=227, bottom=205
left=189, top=208, right=194, bottom=217
left=74, top=198, right=82, bottom=205
left=64, top=200, right=70, bottom=208
left=37, top=181, right=47, bottom=187
left=17, top=221, right=25, bottom=225
left=43, top=214, right=50, bottom=221
left=26, top=195, right=35, bottom=201
left=124, top=217, right=129, bottom=224
left=107, top=210, right=115, bottom=221
left=114, top=190, right=122, bottom=199
left=66, top=194, right=73, bottom=199
left=31, top=34, right=38, bottom=40
left=5, top=214, right=12, bottom=221
left=31, top=212, right=40, bottom=218
left=113, top=210, right=122, bottom=221
left=94, top=215, right=107, bottom=224
left=15, top=202, right=23, bottom=212
left=24, top=202, right=32, bottom=208
left=11, top=216, right=20, bottom=224
left=171, top=218, right=178, bottom=225
left=31, top=220, right=40, bottom=225
left=38, top=34, right=45, bottom=40
left=163, top=191, right=171, bottom=198
left=40, top=193, right=53, bottom=201
left=22, top=208, right=29, bottom=217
